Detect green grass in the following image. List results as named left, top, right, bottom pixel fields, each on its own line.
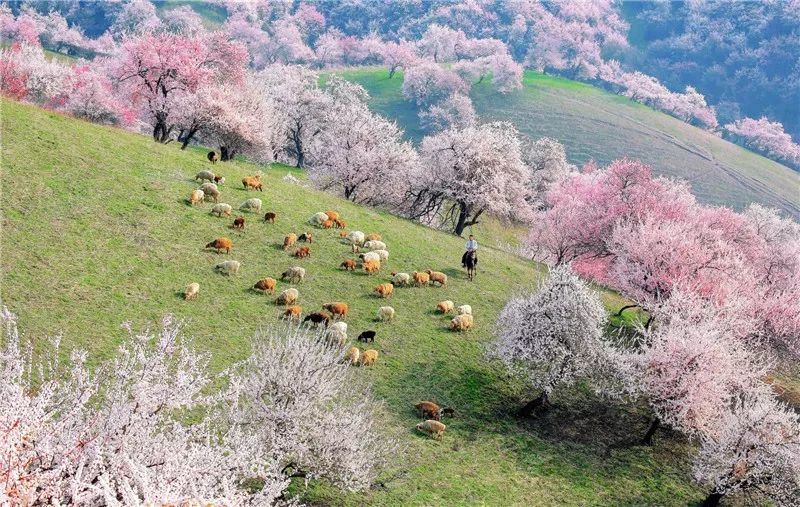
left=2, top=98, right=704, bottom=505
left=337, top=67, right=800, bottom=219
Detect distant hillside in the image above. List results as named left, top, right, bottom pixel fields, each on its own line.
left=339, top=68, right=800, bottom=219
left=1, top=98, right=707, bottom=505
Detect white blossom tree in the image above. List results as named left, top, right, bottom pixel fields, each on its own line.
left=524, top=137, right=576, bottom=209
left=419, top=93, right=476, bottom=132
left=489, top=265, right=609, bottom=416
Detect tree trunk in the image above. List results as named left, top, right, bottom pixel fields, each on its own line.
left=388, top=67, right=396, bottom=79
left=615, top=304, right=639, bottom=317
left=700, top=492, right=723, bottom=507
left=454, top=202, right=470, bottom=236
left=292, top=131, right=304, bottom=168
left=518, top=392, right=549, bottom=417
left=179, top=127, right=199, bottom=150
left=219, top=146, right=236, bottom=161
left=641, top=417, right=660, bottom=445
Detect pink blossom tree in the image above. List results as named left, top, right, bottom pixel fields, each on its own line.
left=417, top=24, right=465, bottom=63
left=108, top=0, right=163, bottom=39
left=379, top=40, right=419, bottom=78
left=724, top=117, right=800, bottom=169
left=62, top=64, right=134, bottom=126
left=262, top=19, right=315, bottom=65
left=490, top=264, right=609, bottom=416
left=402, top=61, right=469, bottom=106
left=409, top=121, right=533, bottom=235
left=0, top=43, right=71, bottom=104
left=419, top=93, right=476, bottom=131
left=161, top=5, right=206, bottom=36
left=524, top=137, right=576, bottom=210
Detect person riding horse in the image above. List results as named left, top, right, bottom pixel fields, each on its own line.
left=462, top=235, right=478, bottom=268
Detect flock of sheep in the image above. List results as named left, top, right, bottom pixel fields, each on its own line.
left=184, top=160, right=474, bottom=440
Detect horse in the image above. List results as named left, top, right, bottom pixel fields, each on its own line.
left=463, top=250, right=477, bottom=281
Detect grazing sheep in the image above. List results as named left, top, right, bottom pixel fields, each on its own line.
left=351, top=244, right=360, bottom=254
left=377, top=306, right=395, bottom=322
left=195, top=170, right=215, bottom=183
left=334, top=219, right=346, bottom=229
left=276, top=287, right=299, bottom=306
left=242, top=175, right=263, bottom=191
left=363, top=259, right=381, bottom=274
left=364, top=240, right=387, bottom=251
left=309, top=212, right=329, bottom=226
left=345, top=346, right=360, bottom=364
left=283, top=233, right=297, bottom=250
left=184, top=282, right=199, bottom=301
left=413, top=272, right=430, bottom=286
left=298, top=232, right=313, bottom=243
left=360, top=349, right=378, bottom=366
left=330, top=321, right=348, bottom=335
left=322, top=302, right=349, bottom=320
left=240, top=198, right=262, bottom=212
left=374, top=283, right=394, bottom=298
left=189, top=189, right=204, bottom=205
left=450, top=313, right=473, bottom=332
left=280, top=266, right=306, bottom=284
left=213, top=175, right=225, bottom=185
left=441, top=408, right=456, bottom=417
left=205, top=237, right=232, bottom=254
left=366, top=233, right=382, bottom=241
left=437, top=300, right=454, bottom=314
left=233, top=216, right=245, bottom=229
left=282, top=305, right=302, bottom=321
left=373, top=249, right=389, bottom=262
left=303, top=312, right=330, bottom=328
left=340, top=259, right=357, bottom=271
left=322, top=219, right=334, bottom=229
left=326, top=326, right=347, bottom=346
left=207, top=151, right=219, bottom=164
left=457, top=305, right=473, bottom=316
left=357, top=330, right=376, bottom=342
left=253, top=277, right=277, bottom=294
left=210, top=203, right=232, bottom=217
left=346, top=231, right=365, bottom=246
left=426, top=270, right=447, bottom=287
left=263, top=212, right=277, bottom=223
left=359, top=252, right=381, bottom=264
left=416, top=420, right=446, bottom=440
left=214, top=260, right=240, bottom=276
left=325, top=210, right=340, bottom=221
left=200, top=183, right=220, bottom=202
left=339, top=231, right=348, bottom=238
left=415, top=401, right=441, bottom=420
left=390, top=272, right=411, bottom=286
left=293, top=246, right=311, bottom=258
left=199, top=182, right=218, bottom=194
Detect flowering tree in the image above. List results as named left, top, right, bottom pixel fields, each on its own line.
left=308, top=78, right=417, bottom=206
left=417, top=24, right=465, bottom=63
left=262, top=18, right=315, bottom=65
left=63, top=64, right=134, bottom=125
left=108, top=0, right=162, bottom=39
left=724, top=117, right=800, bottom=170
left=379, top=40, right=418, bottom=78
left=490, top=265, right=609, bottom=416
left=692, top=392, right=800, bottom=506
left=110, top=32, right=248, bottom=143
left=409, top=122, right=533, bottom=235
left=524, top=137, right=575, bottom=209
left=0, top=43, right=71, bottom=104
left=402, top=62, right=469, bottom=106
left=161, top=6, right=206, bottom=36
left=419, top=93, right=476, bottom=132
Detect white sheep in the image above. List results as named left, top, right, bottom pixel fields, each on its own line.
left=391, top=272, right=411, bottom=286
left=195, top=170, right=215, bottom=183
left=281, top=266, right=306, bottom=284
left=373, top=249, right=389, bottom=262
left=457, top=305, right=473, bottom=316
left=360, top=251, right=380, bottom=263
left=240, top=198, right=262, bottom=212
left=378, top=306, right=395, bottom=322
left=210, top=203, right=232, bottom=217
left=277, top=287, right=299, bottom=305
left=346, top=231, right=365, bottom=246
left=283, top=173, right=301, bottom=184
left=199, top=182, right=218, bottom=194
left=189, top=189, right=204, bottom=205
left=326, top=326, right=347, bottom=346
left=450, top=313, right=473, bottom=331
left=309, top=212, right=329, bottom=225
left=330, top=321, right=347, bottom=334
left=184, top=282, right=200, bottom=300
left=364, top=240, right=387, bottom=251
left=214, top=260, right=240, bottom=276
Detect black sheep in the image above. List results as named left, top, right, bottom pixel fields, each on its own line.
left=357, top=330, right=376, bottom=342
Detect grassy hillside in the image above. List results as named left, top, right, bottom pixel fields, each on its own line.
left=2, top=99, right=706, bottom=505
left=338, top=68, right=800, bottom=219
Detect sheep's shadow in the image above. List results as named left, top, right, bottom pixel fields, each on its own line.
left=173, top=290, right=186, bottom=300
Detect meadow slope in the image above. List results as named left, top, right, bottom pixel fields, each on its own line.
left=338, top=68, right=800, bottom=219
left=1, top=99, right=704, bottom=505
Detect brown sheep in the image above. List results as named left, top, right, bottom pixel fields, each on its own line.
left=293, top=246, right=311, bottom=258
left=283, top=233, right=297, bottom=250
left=233, top=216, right=245, bottom=229
left=345, top=346, right=360, bottom=364
left=213, top=174, right=225, bottom=184
left=207, top=151, right=219, bottom=164
left=436, top=300, right=455, bottom=314
left=203, top=186, right=220, bottom=203
left=189, top=189, right=204, bottom=205
left=415, top=401, right=441, bottom=421
left=205, top=237, right=232, bottom=254
left=263, top=212, right=277, bottom=223
left=325, top=210, right=340, bottom=221
left=283, top=305, right=302, bottom=321
left=366, top=233, right=382, bottom=241
left=334, top=218, right=346, bottom=229
left=298, top=232, right=313, bottom=243
left=374, top=283, right=394, bottom=298
left=322, top=302, right=349, bottom=320
left=242, top=175, right=263, bottom=191
left=450, top=314, right=474, bottom=332
left=322, top=219, right=334, bottom=229
left=253, top=277, right=277, bottom=294
left=413, top=271, right=430, bottom=286
left=426, top=270, right=447, bottom=287
left=416, top=420, right=446, bottom=440
left=303, top=311, right=331, bottom=328
left=340, top=259, right=357, bottom=271
left=360, top=349, right=379, bottom=367
left=363, top=259, right=380, bottom=274
left=339, top=230, right=348, bottom=238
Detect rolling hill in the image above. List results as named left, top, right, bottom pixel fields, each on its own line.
left=0, top=98, right=708, bottom=505
left=337, top=68, right=800, bottom=219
